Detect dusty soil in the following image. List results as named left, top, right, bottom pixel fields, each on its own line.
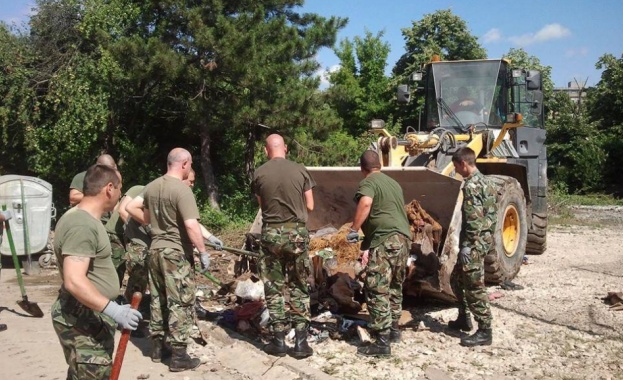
left=1, top=207, right=623, bottom=380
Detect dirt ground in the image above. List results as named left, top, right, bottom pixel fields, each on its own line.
left=1, top=206, right=623, bottom=380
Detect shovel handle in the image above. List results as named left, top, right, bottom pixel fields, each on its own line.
left=2, top=207, right=27, bottom=299
left=206, top=242, right=260, bottom=258
left=109, top=292, right=142, bottom=380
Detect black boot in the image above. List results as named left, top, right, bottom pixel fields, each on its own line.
left=448, top=311, right=473, bottom=332
left=0, top=324, right=6, bottom=332
left=460, top=328, right=492, bottom=347
left=289, top=329, right=313, bottom=359
left=264, top=331, right=287, bottom=357
left=357, top=331, right=391, bottom=357
left=150, top=337, right=171, bottom=363
left=169, top=345, right=202, bottom=372
left=389, top=321, right=401, bottom=343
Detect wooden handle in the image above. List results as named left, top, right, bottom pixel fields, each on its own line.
left=109, top=292, right=142, bottom=380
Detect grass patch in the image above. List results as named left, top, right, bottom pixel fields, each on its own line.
left=548, top=186, right=623, bottom=226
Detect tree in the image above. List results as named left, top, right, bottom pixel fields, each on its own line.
left=585, top=53, right=623, bottom=191
left=391, top=10, right=486, bottom=131
left=546, top=91, right=605, bottom=193
left=393, top=9, right=486, bottom=80
left=326, top=30, right=393, bottom=136
left=109, top=1, right=346, bottom=209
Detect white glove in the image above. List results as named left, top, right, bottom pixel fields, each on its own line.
left=459, top=247, right=472, bottom=265
left=0, top=210, right=13, bottom=221
left=207, top=235, right=223, bottom=250
left=102, top=301, right=142, bottom=330
left=200, top=252, right=211, bottom=272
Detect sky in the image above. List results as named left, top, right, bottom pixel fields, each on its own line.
left=1, top=0, right=621, bottom=89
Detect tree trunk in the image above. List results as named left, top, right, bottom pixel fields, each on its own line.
left=244, top=125, right=256, bottom=183
left=199, top=129, right=220, bottom=210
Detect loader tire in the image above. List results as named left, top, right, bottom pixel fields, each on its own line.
left=484, top=175, right=527, bottom=284
left=526, top=212, right=547, bottom=255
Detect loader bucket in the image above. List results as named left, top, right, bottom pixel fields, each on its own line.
left=249, top=166, right=464, bottom=301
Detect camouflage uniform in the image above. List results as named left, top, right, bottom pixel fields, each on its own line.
left=259, top=223, right=312, bottom=333
left=108, top=232, right=126, bottom=286
left=355, top=171, right=412, bottom=334
left=364, top=233, right=409, bottom=331
left=52, top=290, right=116, bottom=380
left=125, top=240, right=149, bottom=299
left=148, top=247, right=196, bottom=345
left=452, top=170, right=497, bottom=329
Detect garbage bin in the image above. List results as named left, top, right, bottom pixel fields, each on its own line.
left=0, top=175, right=55, bottom=274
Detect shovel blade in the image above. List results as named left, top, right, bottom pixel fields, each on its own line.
left=17, top=299, right=44, bottom=318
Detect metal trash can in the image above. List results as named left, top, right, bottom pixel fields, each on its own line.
left=0, top=175, right=56, bottom=274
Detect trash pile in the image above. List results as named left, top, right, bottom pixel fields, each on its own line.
left=194, top=200, right=445, bottom=344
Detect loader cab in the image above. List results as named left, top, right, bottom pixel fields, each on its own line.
left=399, top=59, right=544, bottom=132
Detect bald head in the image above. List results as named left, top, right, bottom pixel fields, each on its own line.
left=96, top=154, right=117, bottom=169
left=265, top=134, right=287, bottom=159
left=167, top=148, right=191, bottom=167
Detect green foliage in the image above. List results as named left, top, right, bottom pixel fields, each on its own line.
left=198, top=202, right=230, bottom=233
left=393, top=9, right=487, bottom=80
left=326, top=30, right=393, bottom=136
left=546, top=91, right=606, bottom=193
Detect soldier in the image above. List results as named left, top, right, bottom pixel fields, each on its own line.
left=449, top=147, right=497, bottom=346
left=0, top=209, right=13, bottom=332
left=69, top=154, right=127, bottom=288
left=125, top=148, right=223, bottom=372
left=68, top=154, right=117, bottom=206
left=252, top=134, right=315, bottom=359
left=52, top=164, right=142, bottom=379
left=346, top=150, right=411, bottom=357
left=118, top=185, right=151, bottom=311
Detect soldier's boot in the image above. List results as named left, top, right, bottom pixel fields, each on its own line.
left=389, top=321, right=401, bottom=343
left=0, top=324, right=6, bottom=332
left=150, top=337, right=171, bottom=363
left=169, top=345, right=202, bottom=372
left=289, top=329, right=314, bottom=359
left=264, top=331, right=287, bottom=357
left=460, top=328, right=492, bottom=347
left=357, top=330, right=391, bottom=357
left=448, top=310, right=473, bottom=332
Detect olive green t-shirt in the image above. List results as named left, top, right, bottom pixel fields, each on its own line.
left=53, top=208, right=119, bottom=300
left=355, top=172, right=411, bottom=250
left=69, top=171, right=86, bottom=191
left=123, top=185, right=151, bottom=247
left=252, top=158, right=316, bottom=224
left=143, top=175, right=199, bottom=254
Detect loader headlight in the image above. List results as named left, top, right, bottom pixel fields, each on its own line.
left=370, top=119, right=386, bottom=130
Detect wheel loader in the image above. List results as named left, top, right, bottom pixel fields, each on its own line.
left=248, top=57, right=547, bottom=301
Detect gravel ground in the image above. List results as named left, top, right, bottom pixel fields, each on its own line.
left=1, top=208, right=622, bottom=380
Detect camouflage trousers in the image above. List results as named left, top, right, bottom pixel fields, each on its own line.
left=108, top=232, right=126, bottom=288
left=452, top=246, right=492, bottom=329
left=364, top=233, right=409, bottom=332
left=124, top=241, right=149, bottom=301
left=148, top=247, right=196, bottom=346
left=259, top=224, right=311, bottom=333
left=51, top=290, right=116, bottom=380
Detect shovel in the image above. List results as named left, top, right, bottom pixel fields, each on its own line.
left=2, top=206, right=44, bottom=318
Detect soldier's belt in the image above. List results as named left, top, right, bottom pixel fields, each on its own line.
left=263, top=222, right=306, bottom=229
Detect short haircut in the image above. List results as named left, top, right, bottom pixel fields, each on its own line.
left=167, top=148, right=191, bottom=166
left=360, top=150, right=382, bottom=172
left=83, top=164, right=121, bottom=196
left=452, top=147, right=476, bottom=166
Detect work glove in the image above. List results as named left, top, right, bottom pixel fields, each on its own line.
left=346, top=229, right=360, bottom=243
left=0, top=210, right=13, bottom=221
left=207, top=235, right=223, bottom=250
left=102, top=301, right=142, bottom=330
left=459, top=247, right=472, bottom=265
left=199, top=252, right=211, bottom=272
